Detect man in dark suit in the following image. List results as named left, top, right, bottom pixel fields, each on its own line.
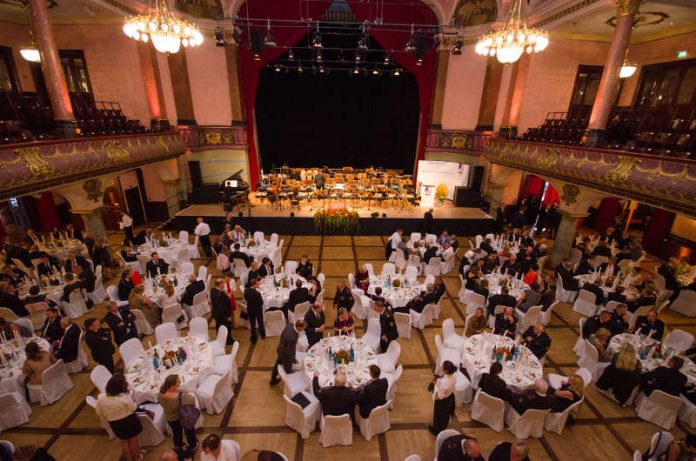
left=634, top=309, right=665, bottom=340
left=118, top=269, right=135, bottom=301
left=556, top=258, right=579, bottom=291
left=37, top=255, right=60, bottom=277
left=423, top=245, right=438, bottom=264
left=145, top=252, right=169, bottom=278
left=312, top=371, right=359, bottom=421
left=84, top=317, right=115, bottom=373
left=134, top=226, right=156, bottom=246
left=63, top=251, right=89, bottom=274
left=609, top=303, right=630, bottom=336
left=487, top=286, right=517, bottom=317
left=357, top=364, right=388, bottom=419
left=574, top=255, right=594, bottom=276
left=607, top=285, right=628, bottom=304
left=591, top=239, right=612, bottom=257
left=54, top=317, right=81, bottom=363
left=509, top=379, right=555, bottom=414
left=478, top=362, right=509, bottom=400
left=0, top=281, right=29, bottom=317
left=181, top=274, right=205, bottom=307
left=582, top=281, right=605, bottom=305
left=640, top=356, right=688, bottom=397
left=41, top=307, right=64, bottom=344
left=286, top=279, right=310, bottom=313
left=375, top=302, right=398, bottom=352
left=229, top=243, right=252, bottom=268
left=582, top=310, right=613, bottom=339
left=517, top=246, right=537, bottom=275
left=480, top=238, right=495, bottom=255
left=74, top=264, right=96, bottom=295
left=257, top=257, right=275, bottom=278
left=520, top=323, right=552, bottom=359
left=244, top=277, right=266, bottom=343
left=269, top=319, right=306, bottom=385
left=210, top=278, right=234, bottom=345
left=511, top=208, right=525, bottom=230
left=61, top=273, right=87, bottom=304
left=102, top=301, right=138, bottom=345
left=423, top=208, right=435, bottom=235
left=65, top=223, right=83, bottom=242
left=489, top=441, right=531, bottom=461
left=494, top=307, right=517, bottom=339
left=304, top=301, right=325, bottom=347
left=630, top=288, right=657, bottom=313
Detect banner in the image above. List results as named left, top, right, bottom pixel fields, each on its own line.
left=416, top=161, right=470, bottom=200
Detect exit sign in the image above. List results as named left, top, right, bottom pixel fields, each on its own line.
left=677, top=50, right=688, bottom=59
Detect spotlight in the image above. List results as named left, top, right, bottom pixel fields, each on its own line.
left=319, top=66, right=325, bottom=74
left=316, top=51, right=323, bottom=62
left=297, top=65, right=304, bottom=74
left=355, top=53, right=361, bottom=63
left=288, top=49, right=295, bottom=61
left=372, top=67, right=380, bottom=76
left=353, top=66, right=360, bottom=75
left=357, top=35, right=368, bottom=51
left=452, top=40, right=463, bottom=55
left=393, top=68, right=401, bottom=76
left=312, top=30, right=322, bottom=49
left=253, top=53, right=261, bottom=61
left=416, top=57, right=423, bottom=66
left=404, top=38, right=416, bottom=52
left=383, top=54, right=390, bottom=65
left=264, top=19, right=276, bottom=47
left=274, top=64, right=281, bottom=72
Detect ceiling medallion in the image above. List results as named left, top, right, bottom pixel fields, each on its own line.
left=605, top=11, right=670, bottom=28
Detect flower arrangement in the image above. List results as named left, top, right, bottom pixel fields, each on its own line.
left=334, top=349, right=351, bottom=365
left=314, top=209, right=360, bottom=234
left=392, top=278, right=401, bottom=288
left=435, top=183, right=448, bottom=202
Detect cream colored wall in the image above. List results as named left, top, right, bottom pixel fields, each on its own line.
left=0, top=21, right=36, bottom=92
left=672, top=214, right=696, bottom=243
left=186, top=42, right=232, bottom=125
left=440, top=45, right=488, bottom=130
left=193, top=149, right=249, bottom=185
left=156, top=51, right=178, bottom=125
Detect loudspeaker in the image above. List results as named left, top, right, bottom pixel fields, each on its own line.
left=223, top=203, right=232, bottom=212
left=415, top=34, right=428, bottom=59
left=454, top=187, right=483, bottom=207
left=290, top=212, right=294, bottom=217
left=238, top=212, right=243, bottom=217
left=469, top=166, right=485, bottom=192
left=250, top=28, right=264, bottom=54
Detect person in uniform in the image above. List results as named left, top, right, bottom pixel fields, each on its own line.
left=375, top=301, right=398, bottom=352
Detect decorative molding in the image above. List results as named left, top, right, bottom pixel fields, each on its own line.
left=484, top=139, right=696, bottom=217
left=535, top=0, right=601, bottom=28
left=180, top=125, right=249, bottom=150
left=560, top=184, right=580, bottom=206
left=0, top=132, right=186, bottom=201
left=425, top=129, right=490, bottom=155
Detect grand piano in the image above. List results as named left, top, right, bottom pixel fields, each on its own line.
left=218, top=169, right=250, bottom=212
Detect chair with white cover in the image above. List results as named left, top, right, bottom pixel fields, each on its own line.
left=404, top=266, right=418, bottom=282
left=362, top=318, right=381, bottom=351
left=265, top=310, right=287, bottom=337
left=629, top=305, right=653, bottom=332
left=573, top=289, right=598, bottom=317
left=386, top=365, right=403, bottom=409
left=14, top=317, right=34, bottom=336
left=641, top=431, right=675, bottom=461
left=394, top=251, right=407, bottom=273
left=319, top=414, right=352, bottom=447
left=516, top=305, right=542, bottom=334
left=425, top=259, right=441, bottom=277
left=541, top=301, right=559, bottom=326
left=453, top=371, right=473, bottom=406
left=0, top=392, right=31, bottom=431
left=269, top=233, right=279, bottom=246
left=434, top=334, right=461, bottom=372
left=232, top=259, right=248, bottom=279
left=577, top=340, right=611, bottom=381
left=91, top=267, right=108, bottom=304
left=410, top=304, right=434, bottom=330
left=376, top=341, right=401, bottom=374
left=635, top=390, right=683, bottom=429
left=175, top=248, right=191, bottom=269
left=270, top=247, right=283, bottom=269
left=555, top=275, right=578, bottom=303
left=283, top=391, right=321, bottom=439
left=351, top=290, right=369, bottom=320
left=285, top=261, right=298, bottom=275
left=64, top=330, right=89, bottom=374
left=291, top=302, right=311, bottom=323
left=394, top=312, right=411, bottom=340
left=442, top=318, right=466, bottom=350
left=671, top=290, right=696, bottom=317
left=154, top=323, right=178, bottom=346
left=663, top=329, right=694, bottom=353
left=106, top=285, right=128, bottom=308
left=356, top=401, right=391, bottom=441
left=441, top=252, right=456, bottom=275
left=471, top=390, right=505, bottom=432
left=86, top=395, right=115, bottom=439
left=253, top=231, right=264, bottom=242
left=503, top=405, right=550, bottom=439
left=131, top=309, right=154, bottom=337
left=544, top=397, right=584, bottom=435
left=464, top=292, right=486, bottom=315
left=409, top=232, right=421, bottom=243
left=196, top=370, right=234, bottom=414
left=277, top=365, right=310, bottom=398
left=137, top=407, right=166, bottom=447
left=189, top=317, right=210, bottom=341
left=197, top=265, right=208, bottom=282
left=90, top=365, right=112, bottom=393
left=679, top=395, right=696, bottom=428
left=62, top=290, right=88, bottom=319
left=210, top=325, right=228, bottom=357
left=119, top=337, right=145, bottom=369
left=0, top=307, right=18, bottom=322
left=382, top=262, right=396, bottom=276
left=179, top=261, right=194, bottom=275
left=435, top=429, right=461, bottom=456
left=162, top=304, right=188, bottom=330
left=315, top=289, right=325, bottom=304
left=27, top=359, right=74, bottom=405
left=190, top=291, right=211, bottom=318
left=573, top=319, right=586, bottom=357
left=212, top=341, right=239, bottom=382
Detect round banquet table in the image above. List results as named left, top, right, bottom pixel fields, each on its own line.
left=575, top=274, right=639, bottom=302
left=608, top=333, right=696, bottom=386
left=137, top=240, right=189, bottom=266
left=142, top=273, right=191, bottom=305
left=0, top=336, right=51, bottom=398
left=231, top=240, right=276, bottom=263
left=366, top=274, right=423, bottom=308
left=38, top=239, right=87, bottom=261
left=461, top=333, right=543, bottom=391
left=257, top=274, right=308, bottom=311
left=125, top=336, right=213, bottom=403
left=18, top=279, right=64, bottom=307
left=304, top=335, right=378, bottom=388
left=482, top=274, right=528, bottom=300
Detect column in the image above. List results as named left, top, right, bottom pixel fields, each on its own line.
left=74, top=209, right=107, bottom=237
left=167, top=51, right=196, bottom=125
left=429, top=48, right=450, bottom=128
left=475, top=57, right=505, bottom=131
left=225, top=44, right=245, bottom=125
left=585, top=0, right=640, bottom=147
left=137, top=42, right=169, bottom=130
left=550, top=211, right=585, bottom=266
left=500, top=54, right=530, bottom=138
left=28, top=0, right=75, bottom=137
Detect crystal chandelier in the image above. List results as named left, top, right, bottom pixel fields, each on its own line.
left=475, top=0, right=549, bottom=64
left=123, top=0, right=203, bottom=54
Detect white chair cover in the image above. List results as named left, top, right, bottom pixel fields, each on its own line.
left=555, top=275, right=578, bottom=303
left=387, top=365, right=403, bottom=409
left=503, top=405, right=550, bottom=438
left=410, top=304, right=434, bottom=330
left=0, top=392, right=31, bottom=431
left=212, top=341, right=239, bottom=383
left=573, top=318, right=586, bottom=357
left=233, top=259, right=248, bottom=278
left=91, top=274, right=108, bottom=304
left=191, top=291, right=211, bottom=318
left=154, top=323, right=178, bottom=346
left=285, top=261, right=298, bottom=275
left=14, top=317, right=34, bottom=335
left=465, top=292, right=486, bottom=315
left=0, top=307, right=18, bottom=321
left=454, top=371, right=473, bottom=406
left=382, top=263, right=396, bottom=276
left=577, top=340, right=611, bottom=381
left=516, top=305, right=542, bottom=333
left=292, top=302, right=311, bottom=322
left=544, top=397, right=584, bottom=435
left=635, top=390, right=682, bottom=429
left=90, top=365, right=112, bottom=394
left=211, top=325, right=228, bottom=357
left=425, top=259, right=441, bottom=277
left=644, top=431, right=675, bottom=461
left=356, top=400, right=391, bottom=441
left=671, top=290, right=696, bottom=317
left=106, top=285, right=128, bottom=307
left=283, top=391, right=321, bottom=439
left=189, top=317, right=210, bottom=341
left=409, top=232, right=421, bottom=243
left=362, top=318, right=381, bottom=351
left=131, top=309, right=155, bottom=337
left=679, top=394, right=696, bottom=428
left=394, top=312, right=411, bottom=340
left=277, top=365, right=310, bottom=398
left=541, top=301, right=559, bottom=326
left=573, top=289, right=598, bottom=317
left=435, top=429, right=461, bottom=455
left=196, top=370, right=234, bottom=414
left=64, top=330, right=88, bottom=374
left=442, top=318, right=466, bottom=350
left=27, top=359, right=74, bottom=406
left=179, top=262, right=194, bottom=275
left=265, top=310, right=287, bottom=337
left=119, top=337, right=145, bottom=369
left=471, top=390, right=505, bottom=432
left=62, top=290, right=88, bottom=319
left=162, top=304, right=188, bottom=330
left=137, top=403, right=166, bottom=447
left=376, top=341, right=401, bottom=374
left=663, top=329, right=694, bottom=353
left=404, top=266, right=418, bottom=282
left=319, top=414, right=353, bottom=447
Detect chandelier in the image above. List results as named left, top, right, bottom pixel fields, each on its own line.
left=619, top=50, right=637, bottom=78
left=123, top=0, right=203, bottom=54
left=475, top=0, right=549, bottom=64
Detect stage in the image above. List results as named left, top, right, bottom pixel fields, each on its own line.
left=164, top=193, right=494, bottom=236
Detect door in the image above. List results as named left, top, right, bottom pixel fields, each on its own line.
left=124, top=187, right=145, bottom=226
left=188, top=161, right=204, bottom=189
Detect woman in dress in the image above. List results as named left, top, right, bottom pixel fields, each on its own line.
left=22, top=341, right=55, bottom=386
left=355, top=264, right=370, bottom=292
left=95, top=374, right=143, bottom=461
left=157, top=281, right=179, bottom=308
left=429, top=360, right=457, bottom=435
left=128, top=285, right=160, bottom=328
left=596, top=342, right=642, bottom=406
left=160, top=374, right=198, bottom=453
left=551, top=374, right=584, bottom=412
left=333, top=307, right=355, bottom=336
left=333, top=279, right=354, bottom=312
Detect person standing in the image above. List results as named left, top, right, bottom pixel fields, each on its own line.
left=119, top=212, right=134, bottom=244
left=270, top=320, right=306, bottom=385
left=211, top=278, right=234, bottom=345
left=244, top=278, right=266, bottom=343
left=375, top=302, right=398, bottom=352
left=95, top=375, right=143, bottom=461
left=159, top=374, right=198, bottom=455
left=304, top=301, right=326, bottom=348
left=423, top=208, right=435, bottom=235
left=357, top=364, right=388, bottom=419
left=84, top=317, right=115, bottom=373
left=429, top=360, right=457, bottom=435
left=103, top=301, right=138, bottom=346
left=194, top=217, right=213, bottom=258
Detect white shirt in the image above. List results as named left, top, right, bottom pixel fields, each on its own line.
left=441, top=247, right=454, bottom=259
left=119, top=214, right=133, bottom=229
left=433, top=373, right=456, bottom=400
left=200, top=442, right=238, bottom=461
left=194, top=222, right=211, bottom=236
left=390, top=232, right=401, bottom=249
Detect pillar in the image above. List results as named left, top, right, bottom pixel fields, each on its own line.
left=225, top=44, right=245, bottom=124
left=74, top=209, right=107, bottom=237
left=585, top=0, right=640, bottom=147
left=550, top=211, right=586, bottom=266
left=137, top=42, right=169, bottom=130
left=28, top=0, right=75, bottom=137
left=476, top=57, right=505, bottom=131
left=429, top=48, right=450, bottom=128
left=167, top=51, right=196, bottom=125
left=500, top=54, right=530, bottom=139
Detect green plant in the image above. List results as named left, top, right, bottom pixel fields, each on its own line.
left=435, top=183, right=448, bottom=202
left=314, top=209, right=360, bottom=234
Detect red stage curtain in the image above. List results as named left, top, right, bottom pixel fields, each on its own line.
left=347, top=1, right=438, bottom=180
left=523, top=176, right=544, bottom=197
left=35, top=192, right=61, bottom=233
left=642, top=208, right=675, bottom=256
left=237, top=0, right=333, bottom=190
left=542, top=183, right=559, bottom=206
left=593, top=198, right=620, bottom=233
left=0, top=220, right=6, bottom=246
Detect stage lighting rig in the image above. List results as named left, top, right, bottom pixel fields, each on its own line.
left=451, top=40, right=463, bottom=55
left=264, top=19, right=276, bottom=47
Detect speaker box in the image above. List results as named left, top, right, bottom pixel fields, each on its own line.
left=454, top=187, right=483, bottom=207
left=469, top=166, right=485, bottom=192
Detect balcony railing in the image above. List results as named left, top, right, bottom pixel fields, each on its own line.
left=425, top=129, right=490, bottom=155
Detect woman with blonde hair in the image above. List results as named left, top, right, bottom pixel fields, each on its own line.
left=596, top=342, right=641, bottom=406
left=159, top=374, right=198, bottom=453
left=157, top=280, right=178, bottom=308
left=588, top=327, right=612, bottom=362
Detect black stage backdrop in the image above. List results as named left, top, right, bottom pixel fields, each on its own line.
left=255, top=69, right=420, bottom=173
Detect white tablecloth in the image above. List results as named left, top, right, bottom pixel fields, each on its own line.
left=143, top=274, right=191, bottom=305
left=0, top=337, right=51, bottom=397
left=38, top=239, right=87, bottom=261
left=137, top=240, right=189, bottom=266
left=304, top=335, right=378, bottom=388
left=366, top=274, right=423, bottom=308
left=461, top=333, right=542, bottom=391
left=257, top=275, right=308, bottom=311
left=575, top=274, right=639, bottom=302
left=232, top=240, right=276, bottom=263
left=482, top=274, right=528, bottom=300
left=125, top=336, right=213, bottom=403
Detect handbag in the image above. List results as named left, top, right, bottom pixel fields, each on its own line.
left=178, top=394, right=201, bottom=430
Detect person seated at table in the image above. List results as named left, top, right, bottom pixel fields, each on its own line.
left=307, top=277, right=321, bottom=303
left=464, top=265, right=482, bottom=290
left=296, top=255, right=313, bottom=279
left=103, top=301, right=138, bottom=346
left=201, top=434, right=238, bottom=461
left=588, top=328, right=612, bottom=362
left=120, top=246, right=138, bottom=265
left=482, top=252, right=500, bottom=274
left=118, top=269, right=136, bottom=302
left=375, top=301, right=398, bottom=352
left=230, top=223, right=247, bottom=242
left=406, top=284, right=439, bottom=315
left=624, top=266, right=644, bottom=290
left=333, top=279, right=354, bottom=312
left=22, top=340, right=56, bottom=385
left=74, top=264, right=96, bottom=296
left=517, top=282, right=542, bottom=314
left=369, top=286, right=389, bottom=307
left=433, top=276, right=446, bottom=302
left=63, top=251, right=89, bottom=274
left=41, top=307, right=64, bottom=344
left=133, top=226, right=156, bottom=246
left=665, top=435, right=696, bottom=461
left=591, top=238, right=612, bottom=258
left=229, top=243, right=252, bottom=269
left=629, top=287, right=657, bottom=313
left=478, top=361, right=509, bottom=400
left=61, top=273, right=92, bottom=310
left=487, top=286, right=517, bottom=317
left=607, top=285, right=628, bottom=305
left=156, top=281, right=179, bottom=308
left=522, top=263, right=539, bottom=287
left=128, top=285, right=160, bottom=328
left=0, top=317, right=32, bottom=338
left=0, top=280, right=30, bottom=317
left=582, top=310, right=614, bottom=339
left=357, top=364, right=388, bottom=419
left=439, top=242, right=455, bottom=262
left=93, top=239, right=118, bottom=272
left=520, top=323, right=551, bottom=359
left=181, top=274, right=205, bottom=308
left=54, top=316, right=81, bottom=363
left=84, top=317, right=115, bottom=373
left=480, top=237, right=495, bottom=256
left=465, top=307, right=487, bottom=337
left=423, top=244, right=439, bottom=264
left=574, top=254, right=595, bottom=277
left=356, top=264, right=370, bottom=292
left=640, top=356, right=687, bottom=397
left=257, top=257, right=274, bottom=278
left=517, top=245, right=537, bottom=275
left=24, top=285, right=56, bottom=308
left=333, top=307, right=354, bottom=336
left=596, top=342, right=642, bottom=406
left=609, top=304, right=630, bottom=336
left=508, top=379, right=555, bottom=414
left=582, top=280, right=605, bottom=305
left=494, top=307, right=517, bottom=339
left=145, top=252, right=169, bottom=278
left=437, top=230, right=451, bottom=247
left=286, top=279, right=309, bottom=313
left=473, top=279, right=490, bottom=302
left=634, top=308, right=664, bottom=340
left=556, top=258, right=579, bottom=291
left=245, top=262, right=260, bottom=288
left=549, top=374, right=584, bottom=412
left=312, top=371, right=359, bottom=422
left=304, top=301, right=326, bottom=348
left=37, top=255, right=60, bottom=277
left=489, top=440, right=531, bottom=461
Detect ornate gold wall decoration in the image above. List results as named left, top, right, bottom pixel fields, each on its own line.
left=155, top=136, right=171, bottom=154
left=83, top=179, right=103, bottom=203
left=535, top=147, right=558, bottom=170
left=614, top=0, right=643, bottom=16
left=605, top=156, right=638, bottom=183
left=103, top=141, right=131, bottom=164
left=15, top=147, right=54, bottom=179
left=561, top=184, right=580, bottom=206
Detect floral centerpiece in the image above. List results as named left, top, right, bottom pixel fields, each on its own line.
left=435, top=183, right=448, bottom=203
left=392, top=278, right=401, bottom=288
left=334, top=349, right=351, bottom=365
left=314, top=209, right=360, bottom=235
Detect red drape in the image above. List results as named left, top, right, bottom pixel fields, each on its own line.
left=0, top=220, right=6, bottom=246
left=237, top=0, right=333, bottom=190
left=542, top=183, right=559, bottom=206
left=523, top=176, right=544, bottom=198
left=642, top=208, right=675, bottom=256
left=593, top=198, right=620, bottom=233
left=35, top=192, right=61, bottom=233
left=347, top=0, right=438, bottom=181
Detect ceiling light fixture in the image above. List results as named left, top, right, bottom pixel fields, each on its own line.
left=288, top=49, right=295, bottom=61
left=619, top=50, right=637, bottom=78
left=123, top=0, right=203, bottom=53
